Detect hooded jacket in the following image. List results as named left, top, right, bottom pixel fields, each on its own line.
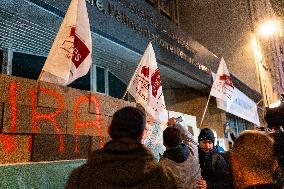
left=65, top=137, right=177, bottom=189
left=160, top=142, right=202, bottom=188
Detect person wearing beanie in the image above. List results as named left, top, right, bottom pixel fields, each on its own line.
left=198, top=128, right=232, bottom=189
left=66, top=106, right=177, bottom=189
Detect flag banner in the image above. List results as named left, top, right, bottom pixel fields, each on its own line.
left=216, top=87, right=260, bottom=126
left=127, top=42, right=167, bottom=124
left=40, top=0, right=92, bottom=86
left=210, top=58, right=236, bottom=110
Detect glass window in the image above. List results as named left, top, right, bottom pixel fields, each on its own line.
left=96, top=66, right=105, bottom=93
left=12, top=52, right=45, bottom=80
left=68, top=71, right=90, bottom=91
left=108, top=71, right=127, bottom=100
left=226, top=113, right=254, bottom=136
left=12, top=52, right=90, bottom=91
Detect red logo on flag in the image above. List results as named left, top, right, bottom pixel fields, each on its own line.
left=151, top=69, right=161, bottom=98
left=219, top=74, right=234, bottom=88
left=72, top=34, right=90, bottom=68
left=60, top=27, right=90, bottom=69
left=141, top=66, right=149, bottom=78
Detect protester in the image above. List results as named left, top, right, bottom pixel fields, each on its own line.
left=160, top=126, right=206, bottom=189
left=65, top=106, right=177, bottom=189
left=230, top=130, right=281, bottom=189
left=198, top=128, right=232, bottom=189
left=265, top=103, right=284, bottom=186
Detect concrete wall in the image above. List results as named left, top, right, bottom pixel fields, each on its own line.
left=0, top=74, right=135, bottom=164
left=164, top=88, right=226, bottom=139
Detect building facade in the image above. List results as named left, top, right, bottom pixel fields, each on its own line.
left=0, top=0, right=261, bottom=147
left=179, top=0, right=284, bottom=132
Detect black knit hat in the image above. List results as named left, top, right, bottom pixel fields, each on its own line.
left=109, top=106, right=146, bottom=140
left=163, top=126, right=183, bottom=148
left=198, top=128, right=215, bottom=143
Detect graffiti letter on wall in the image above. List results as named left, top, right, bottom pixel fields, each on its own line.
left=0, top=81, right=17, bottom=153
left=73, top=95, right=102, bottom=153
left=30, top=87, right=65, bottom=153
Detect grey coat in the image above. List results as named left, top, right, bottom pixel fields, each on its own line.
left=160, top=124, right=202, bottom=189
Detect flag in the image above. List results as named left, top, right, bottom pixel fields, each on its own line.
left=39, top=0, right=92, bottom=86
left=126, top=42, right=167, bottom=124
left=210, top=58, right=236, bottom=110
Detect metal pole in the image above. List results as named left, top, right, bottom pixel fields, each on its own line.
left=199, top=95, right=211, bottom=128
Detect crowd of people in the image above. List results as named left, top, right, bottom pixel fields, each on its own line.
left=65, top=103, right=284, bottom=189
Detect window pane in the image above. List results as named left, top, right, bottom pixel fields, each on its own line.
left=108, top=71, right=127, bottom=100
left=68, top=71, right=90, bottom=91
left=12, top=52, right=45, bottom=80
left=96, top=66, right=105, bottom=93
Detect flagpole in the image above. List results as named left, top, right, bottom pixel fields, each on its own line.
left=37, top=69, right=44, bottom=82
left=122, top=89, right=128, bottom=100
left=199, top=95, right=211, bottom=127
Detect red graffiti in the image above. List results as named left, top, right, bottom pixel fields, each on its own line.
left=0, top=81, right=18, bottom=153
left=73, top=95, right=103, bottom=153
left=0, top=79, right=106, bottom=156
left=30, top=86, right=65, bottom=153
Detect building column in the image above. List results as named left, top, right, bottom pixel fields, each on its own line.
left=2, top=48, right=13, bottom=75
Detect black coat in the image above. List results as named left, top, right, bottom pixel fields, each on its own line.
left=66, top=138, right=177, bottom=189
left=198, top=147, right=233, bottom=189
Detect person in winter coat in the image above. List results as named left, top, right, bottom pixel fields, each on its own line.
left=231, top=130, right=281, bottom=189
left=160, top=126, right=207, bottom=189
left=198, top=128, right=232, bottom=189
left=265, top=102, right=284, bottom=187
left=65, top=106, right=177, bottom=189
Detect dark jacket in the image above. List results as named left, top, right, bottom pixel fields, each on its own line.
left=198, top=147, right=232, bottom=189
left=65, top=137, right=177, bottom=189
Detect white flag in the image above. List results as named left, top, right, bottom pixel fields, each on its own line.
left=210, top=58, right=236, bottom=110
left=127, top=43, right=167, bottom=124
left=40, top=0, right=92, bottom=86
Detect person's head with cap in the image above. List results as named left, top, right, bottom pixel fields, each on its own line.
left=163, top=126, right=183, bottom=148
left=198, top=128, right=215, bottom=153
left=109, top=106, right=146, bottom=141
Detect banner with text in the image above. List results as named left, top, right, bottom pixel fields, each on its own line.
left=216, top=87, right=260, bottom=126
